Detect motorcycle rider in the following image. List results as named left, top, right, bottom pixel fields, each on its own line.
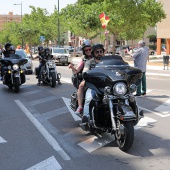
left=34, top=46, right=45, bottom=85
left=82, top=43, right=105, bottom=123
left=1, top=42, right=12, bottom=58
left=68, top=40, right=93, bottom=115
left=1, top=45, right=16, bottom=79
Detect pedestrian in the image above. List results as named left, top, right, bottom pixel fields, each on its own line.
left=127, top=40, right=149, bottom=97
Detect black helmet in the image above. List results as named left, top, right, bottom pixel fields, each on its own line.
left=92, top=44, right=105, bottom=60
left=5, top=42, right=12, bottom=51
left=8, top=45, right=16, bottom=53
left=44, top=47, right=51, bottom=56
left=82, top=39, right=92, bottom=55
left=38, top=46, right=43, bottom=51
left=92, top=44, right=104, bottom=53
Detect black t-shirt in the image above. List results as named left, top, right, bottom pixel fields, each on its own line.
left=3, top=50, right=10, bottom=58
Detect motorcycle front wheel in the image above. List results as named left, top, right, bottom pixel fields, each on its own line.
left=50, top=72, right=56, bottom=87
left=14, top=77, right=20, bottom=93
left=115, top=121, right=134, bottom=152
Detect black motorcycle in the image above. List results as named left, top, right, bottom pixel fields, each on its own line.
left=0, top=54, right=28, bottom=93
left=35, top=58, right=61, bottom=87
left=70, top=55, right=144, bottom=152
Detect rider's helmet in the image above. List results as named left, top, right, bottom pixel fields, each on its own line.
left=92, top=43, right=105, bottom=60
left=44, top=47, right=51, bottom=56
left=8, top=45, right=16, bottom=54
left=38, top=46, right=44, bottom=55
left=81, top=39, right=92, bottom=55
left=5, top=42, right=12, bottom=51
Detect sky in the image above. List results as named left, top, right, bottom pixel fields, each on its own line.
left=0, top=0, right=77, bottom=15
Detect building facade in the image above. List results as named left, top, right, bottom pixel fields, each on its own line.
left=157, top=0, right=170, bottom=55
left=0, top=12, right=21, bottom=31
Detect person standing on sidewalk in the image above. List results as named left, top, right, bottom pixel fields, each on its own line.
left=127, top=40, right=149, bottom=97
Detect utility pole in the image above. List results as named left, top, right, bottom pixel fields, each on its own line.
left=14, top=2, right=23, bottom=48
left=58, top=0, right=60, bottom=47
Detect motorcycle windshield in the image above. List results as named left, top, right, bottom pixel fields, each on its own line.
left=83, top=55, right=142, bottom=93
left=0, top=54, right=28, bottom=66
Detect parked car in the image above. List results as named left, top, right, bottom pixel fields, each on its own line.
left=70, top=49, right=83, bottom=57
left=50, top=47, right=71, bottom=65
left=115, top=46, right=129, bottom=54
left=149, top=49, right=155, bottom=55
left=108, top=45, right=120, bottom=54
left=15, top=49, right=33, bottom=74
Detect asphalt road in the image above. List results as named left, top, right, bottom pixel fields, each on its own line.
left=0, top=60, right=170, bottom=170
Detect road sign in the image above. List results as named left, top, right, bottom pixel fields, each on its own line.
left=39, top=36, right=45, bottom=42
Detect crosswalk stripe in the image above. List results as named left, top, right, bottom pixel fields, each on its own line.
left=78, top=133, right=114, bottom=153
left=135, top=116, right=157, bottom=130
left=15, top=100, right=71, bottom=161
left=154, top=99, right=170, bottom=115
left=26, top=156, right=62, bottom=170
left=0, top=136, right=7, bottom=143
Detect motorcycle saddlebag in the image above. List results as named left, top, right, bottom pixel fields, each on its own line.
left=70, top=92, right=78, bottom=111
left=35, top=67, right=39, bottom=76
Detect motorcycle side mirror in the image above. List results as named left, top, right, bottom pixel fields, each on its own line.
left=129, top=84, right=137, bottom=93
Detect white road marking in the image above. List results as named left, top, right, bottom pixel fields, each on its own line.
left=15, top=100, right=70, bottom=161
left=78, top=133, right=114, bottom=153
left=140, top=106, right=170, bottom=117
left=62, top=97, right=81, bottom=121
left=0, top=136, right=7, bottom=143
left=134, top=117, right=157, bottom=130
left=154, top=99, right=170, bottom=115
left=26, top=156, right=62, bottom=170
left=61, top=77, right=72, bottom=84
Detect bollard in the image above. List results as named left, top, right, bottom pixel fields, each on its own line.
left=163, top=55, right=169, bottom=70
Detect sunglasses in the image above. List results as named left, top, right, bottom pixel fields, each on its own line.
left=85, top=48, right=92, bottom=52
left=95, top=50, right=104, bottom=54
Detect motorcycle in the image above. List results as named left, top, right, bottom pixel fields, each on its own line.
left=0, top=54, right=28, bottom=93
left=35, top=58, right=61, bottom=87
left=70, top=55, right=144, bottom=152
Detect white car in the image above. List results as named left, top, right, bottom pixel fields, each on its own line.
left=50, top=47, right=71, bottom=65
left=15, top=49, right=33, bottom=74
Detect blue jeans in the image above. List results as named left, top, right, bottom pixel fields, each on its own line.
left=83, top=88, right=97, bottom=118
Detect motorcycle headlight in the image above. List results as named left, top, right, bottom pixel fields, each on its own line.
left=113, top=82, right=127, bottom=96
left=13, top=64, right=19, bottom=70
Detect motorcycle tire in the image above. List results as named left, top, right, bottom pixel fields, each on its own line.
left=14, top=78, right=20, bottom=93
left=115, top=121, right=134, bottom=152
left=50, top=72, right=56, bottom=87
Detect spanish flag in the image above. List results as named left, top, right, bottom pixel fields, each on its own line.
left=99, top=12, right=110, bottom=29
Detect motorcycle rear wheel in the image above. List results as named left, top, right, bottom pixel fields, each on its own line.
left=115, top=121, right=134, bottom=152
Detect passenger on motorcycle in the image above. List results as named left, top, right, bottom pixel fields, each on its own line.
left=68, top=40, right=93, bottom=115
left=82, top=43, right=105, bottom=123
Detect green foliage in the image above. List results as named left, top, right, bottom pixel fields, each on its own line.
left=0, top=0, right=166, bottom=49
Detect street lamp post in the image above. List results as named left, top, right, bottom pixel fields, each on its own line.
left=14, top=2, right=23, bottom=48
left=58, top=0, right=60, bottom=47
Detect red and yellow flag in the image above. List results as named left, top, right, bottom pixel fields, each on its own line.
left=99, top=12, right=110, bottom=29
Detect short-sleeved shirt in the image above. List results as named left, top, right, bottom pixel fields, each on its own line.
left=83, top=58, right=97, bottom=73
left=131, top=46, right=149, bottom=72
